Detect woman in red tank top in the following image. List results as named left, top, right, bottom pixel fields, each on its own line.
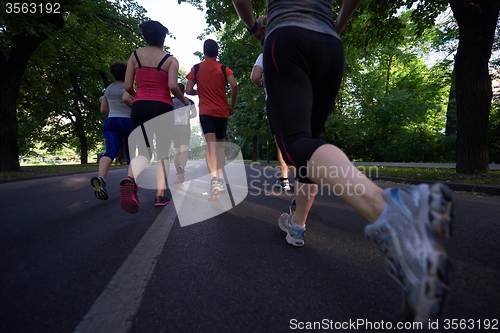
left=119, top=20, right=188, bottom=214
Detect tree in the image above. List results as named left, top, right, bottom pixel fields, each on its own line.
left=183, top=0, right=500, bottom=173
left=449, top=0, right=500, bottom=173
left=0, top=1, right=66, bottom=171
left=1, top=0, right=146, bottom=170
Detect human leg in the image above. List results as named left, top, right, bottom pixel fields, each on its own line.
left=267, top=102, right=290, bottom=190
left=204, top=133, right=218, bottom=180
left=309, top=144, right=452, bottom=320
left=178, top=125, right=191, bottom=170
left=153, top=110, right=175, bottom=202
left=200, top=115, right=226, bottom=198
left=175, top=125, right=190, bottom=183
left=215, top=138, right=226, bottom=180
left=92, top=118, right=122, bottom=200
left=308, top=145, right=385, bottom=223
left=265, top=27, right=453, bottom=322
left=274, top=140, right=291, bottom=190
left=264, top=27, right=341, bottom=239
left=120, top=101, right=173, bottom=213
left=213, top=117, right=228, bottom=191
left=174, top=144, right=189, bottom=183
left=173, top=147, right=184, bottom=183
left=173, top=147, right=181, bottom=171
left=91, top=155, right=112, bottom=200
left=179, top=145, right=189, bottom=168
left=278, top=181, right=317, bottom=246
left=277, top=144, right=288, bottom=179
left=156, top=159, right=169, bottom=196
left=172, top=126, right=183, bottom=183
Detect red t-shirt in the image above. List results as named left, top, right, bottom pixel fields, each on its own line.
left=186, top=59, right=233, bottom=118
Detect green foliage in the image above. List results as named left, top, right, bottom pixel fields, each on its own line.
left=7, top=0, right=500, bottom=167
left=216, top=19, right=269, bottom=159
left=210, top=2, right=457, bottom=163
left=490, top=102, right=500, bottom=164
left=15, top=0, right=147, bottom=161
left=324, top=39, right=452, bottom=162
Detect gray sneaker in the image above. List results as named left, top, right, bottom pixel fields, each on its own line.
left=217, top=178, right=225, bottom=192
left=279, top=213, right=306, bottom=247
left=365, top=183, right=453, bottom=322
left=210, top=177, right=222, bottom=194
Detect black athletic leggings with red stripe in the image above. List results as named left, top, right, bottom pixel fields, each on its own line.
left=263, top=26, right=345, bottom=184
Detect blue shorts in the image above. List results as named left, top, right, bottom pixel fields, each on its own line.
left=102, top=117, right=134, bottom=164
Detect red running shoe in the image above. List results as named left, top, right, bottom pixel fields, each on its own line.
left=154, top=195, right=171, bottom=207
left=119, top=177, right=139, bottom=214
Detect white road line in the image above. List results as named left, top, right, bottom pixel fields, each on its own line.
left=73, top=204, right=177, bottom=333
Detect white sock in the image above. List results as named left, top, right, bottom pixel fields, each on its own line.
left=290, top=218, right=306, bottom=230
left=374, top=203, right=390, bottom=225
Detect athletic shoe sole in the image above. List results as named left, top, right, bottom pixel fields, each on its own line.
left=154, top=197, right=171, bottom=207
left=279, top=213, right=305, bottom=247
left=208, top=194, right=219, bottom=201
left=274, top=183, right=291, bottom=190
left=91, top=176, right=108, bottom=200
left=119, top=178, right=139, bottom=214
left=366, top=183, right=453, bottom=322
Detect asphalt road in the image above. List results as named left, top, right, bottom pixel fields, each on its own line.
left=0, top=161, right=499, bottom=332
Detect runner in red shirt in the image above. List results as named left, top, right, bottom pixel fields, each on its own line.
left=186, top=39, right=238, bottom=200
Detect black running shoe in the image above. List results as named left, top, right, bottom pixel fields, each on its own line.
left=155, top=195, right=171, bottom=207
left=91, top=176, right=108, bottom=200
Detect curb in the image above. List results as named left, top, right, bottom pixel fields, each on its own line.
left=1, top=170, right=500, bottom=196
left=373, top=176, right=500, bottom=196
left=0, top=170, right=99, bottom=184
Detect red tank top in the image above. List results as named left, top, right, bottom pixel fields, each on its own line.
left=132, top=51, right=173, bottom=105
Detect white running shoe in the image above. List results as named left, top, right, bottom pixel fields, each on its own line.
left=365, top=183, right=454, bottom=322
left=279, top=213, right=306, bottom=247
left=274, top=179, right=291, bottom=190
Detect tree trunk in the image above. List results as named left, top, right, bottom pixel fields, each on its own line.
left=445, top=67, right=457, bottom=162
left=0, top=11, right=65, bottom=172
left=72, top=101, right=89, bottom=164
left=252, top=134, right=259, bottom=161
left=450, top=0, right=500, bottom=174
left=252, top=110, right=263, bottom=161
left=385, top=54, right=393, bottom=94
left=445, top=69, right=457, bottom=136
left=0, top=34, right=47, bottom=171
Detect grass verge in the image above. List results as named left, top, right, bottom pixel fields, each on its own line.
left=245, top=161, right=500, bottom=186
left=0, top=164, right=127, bottom=180
left=2, top=162, right=499, bottom=186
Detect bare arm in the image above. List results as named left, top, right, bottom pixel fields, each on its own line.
left=124, top=53, right=136, bottom=97
left=122, top=91, right=133, bottom=108
left=335, top=0, right=362, bottom=35
left=185, top=79, right=197, bottom=96
left=189, top=103, right=198, bottom=118
left=227, top=75, right=238, bottom=116
left=250, top=65, right=264, bottom=87
left=100, top=97, right=109, bottom=114
left=232, top=0, right=266, bottom=39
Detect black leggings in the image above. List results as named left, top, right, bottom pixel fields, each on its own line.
left=130, top=100, right=174, bottom=161
left=263, top=26, right=345, bottom=184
